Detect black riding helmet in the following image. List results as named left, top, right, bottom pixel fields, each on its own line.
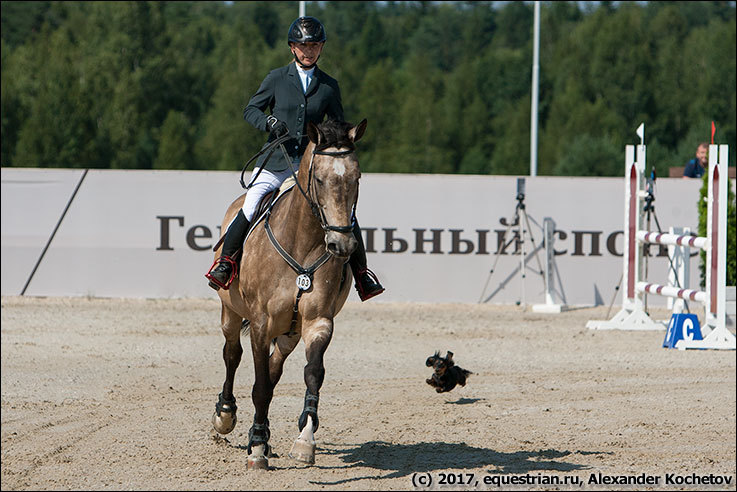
left=287, top=16, right=326, bottom=45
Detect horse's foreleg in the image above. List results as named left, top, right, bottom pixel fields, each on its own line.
left=289, top=319, right=333, bottom=465
left=212, top=306, right=243, bottom=435
left=246, top=327, right=274, bottom=470
left=268, top=334, right=300, bottom=385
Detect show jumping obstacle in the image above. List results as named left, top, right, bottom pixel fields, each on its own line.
left=587, top=126, right=734, bottom=350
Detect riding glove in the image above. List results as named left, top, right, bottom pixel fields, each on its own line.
left=266, top=116, right=289, bottom=137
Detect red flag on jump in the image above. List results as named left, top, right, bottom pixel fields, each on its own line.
left=711, top=121, right=716, bottom=144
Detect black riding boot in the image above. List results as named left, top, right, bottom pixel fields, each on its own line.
left=349, top=220, right=385, bottom=301
left=206, top=209, right=250, bottom=291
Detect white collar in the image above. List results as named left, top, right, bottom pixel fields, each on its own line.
left=295, top=64, right=316, bottom=77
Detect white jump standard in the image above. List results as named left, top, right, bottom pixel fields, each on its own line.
left=532, top=217, right=568, bottom=313
left=587, top=126, right=733, bottom=350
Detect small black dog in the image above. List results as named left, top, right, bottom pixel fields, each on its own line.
left=425, top=350, right=472, bottom=393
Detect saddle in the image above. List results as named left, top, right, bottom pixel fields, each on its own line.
left=212, top=181, right=296, bottom=253
left=252, top=190, right=280, bottom=229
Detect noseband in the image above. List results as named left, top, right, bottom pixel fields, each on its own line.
left=312, top=149, right=353, bottom=157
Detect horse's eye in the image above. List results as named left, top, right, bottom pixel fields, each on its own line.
left=315, top=177, right=323, bottom=185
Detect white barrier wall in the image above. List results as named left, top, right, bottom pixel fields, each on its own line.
left=1, top=168, right=729, bottom=305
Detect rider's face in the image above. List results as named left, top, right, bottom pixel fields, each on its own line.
left=290, top=42, right=324, bottom=67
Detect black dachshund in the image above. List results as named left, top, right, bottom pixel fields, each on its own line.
left=425, top=351, right=472, bottom=393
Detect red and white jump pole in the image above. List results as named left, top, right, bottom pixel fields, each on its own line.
left=587, top=125, right=733, bottom=350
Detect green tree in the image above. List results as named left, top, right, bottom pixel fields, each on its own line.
left=1, top=40, right=24, bottom=166
left=391, top=54, right=451, bottom=173
left=698, top=168, right=736, bottom=288
left=489, top=97, right=531, bottom=175
left=355, top=60, right=399, bottom=173
left=194, top=20, right=273, bottom=171
left=13, top=20, right=100, bottom=168
left=154, top=111, right=195, bottom=170
left=682, top=19, right=737, bottom=158
left=491, top=1, right=532, bottom=49
left=1, top=1, right=735, bottom=175
left=553, top=133, right=621, bottom=176
left=645, top=4, right=690, bottom=151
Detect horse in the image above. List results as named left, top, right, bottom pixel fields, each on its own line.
left=210, top=118, right=367, bottom=470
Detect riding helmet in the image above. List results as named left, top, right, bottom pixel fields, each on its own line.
left=287, top=16, right=326, bottom=44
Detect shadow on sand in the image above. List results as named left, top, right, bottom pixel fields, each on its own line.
left=309, top=440, right=607, bottom=486
left=445, top=397, right=485, bottom=405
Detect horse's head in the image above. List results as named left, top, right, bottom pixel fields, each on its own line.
left=305, top=119, right=367, bottom=258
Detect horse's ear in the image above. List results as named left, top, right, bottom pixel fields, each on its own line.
left=349, top=119, right=367, bottom=143
left=307, top=121, right=321, bottom=145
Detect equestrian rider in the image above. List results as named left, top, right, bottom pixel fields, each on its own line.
left=206, top=16, right=384, bottom=302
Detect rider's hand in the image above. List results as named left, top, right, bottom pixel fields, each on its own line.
left=266, top=116, right=289, bottom=137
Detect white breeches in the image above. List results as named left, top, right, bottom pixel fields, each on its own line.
left=242, top=163, right=298, bottom=222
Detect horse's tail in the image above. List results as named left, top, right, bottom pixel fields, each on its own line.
left=241, top=319, right=251, bottom=337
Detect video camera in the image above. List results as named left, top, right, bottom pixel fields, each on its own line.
left=644, top=167, right=656, bottom=212
left=516, top=177, right=526, bottom=202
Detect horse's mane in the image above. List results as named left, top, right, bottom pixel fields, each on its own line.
left=314, top=120, right=356, bottom=152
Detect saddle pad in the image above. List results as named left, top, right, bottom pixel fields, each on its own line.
left=243, top=182, right=296, bottom=244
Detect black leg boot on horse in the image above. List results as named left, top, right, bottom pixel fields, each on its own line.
left=206, top=209, right=250, bottom=290
left=350, top=221, right=385, bottom=301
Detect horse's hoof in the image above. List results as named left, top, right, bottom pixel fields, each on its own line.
left=289, top=437, right=316, bottom=464
left=212, top=410, right=237, bottom=435
left=247, top=455, right=269, bottom=470
left=247, top=446, right=269, bottom=470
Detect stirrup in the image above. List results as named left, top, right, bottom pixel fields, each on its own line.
left=205, top=256, right=238, bottom=291
left=355, top=267, right=384, bottom=302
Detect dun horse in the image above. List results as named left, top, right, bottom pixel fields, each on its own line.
left=211, top=119, right=367, bottom=469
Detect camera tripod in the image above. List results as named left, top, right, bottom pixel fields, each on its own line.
left=478, top=178, right=544, bottom=306
left=603, top=168, right=691, bottom=317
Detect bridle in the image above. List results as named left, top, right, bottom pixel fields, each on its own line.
left=284, top=143, right=358, bottom=235
left=308, top=147, right=358, bottom=234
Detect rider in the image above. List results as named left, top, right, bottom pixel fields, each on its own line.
left=206, top=16, right=384, bottom=302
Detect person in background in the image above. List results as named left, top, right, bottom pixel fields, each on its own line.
left=683, top=142, right=708, bottom=179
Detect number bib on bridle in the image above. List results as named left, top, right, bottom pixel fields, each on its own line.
left=296, top=274, right=312, bottom=291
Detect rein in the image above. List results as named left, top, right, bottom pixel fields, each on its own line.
left=239, top=133, right=294, bottom=189
left=239, top=130, right=357, bottom=234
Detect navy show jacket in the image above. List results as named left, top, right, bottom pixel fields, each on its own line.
left=243, top=62, right=344, bottom=171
